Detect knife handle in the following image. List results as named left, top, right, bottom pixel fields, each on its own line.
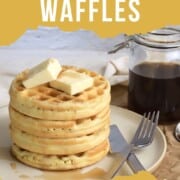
left=127, top=153, right=145, bottom=173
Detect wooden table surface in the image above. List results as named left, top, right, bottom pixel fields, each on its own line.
left=111, top=84, right=180, bottom=180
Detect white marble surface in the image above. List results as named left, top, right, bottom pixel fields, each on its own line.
left=1, top=27, right=125, bottom=51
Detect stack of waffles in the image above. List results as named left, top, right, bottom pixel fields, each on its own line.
left=9, top=66, right=111, bottom=170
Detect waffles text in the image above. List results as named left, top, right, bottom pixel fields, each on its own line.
left=40, top=0, right=140, bottom=23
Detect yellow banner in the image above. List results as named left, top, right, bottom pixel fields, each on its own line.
left=0, top=0, right=179, bottom=45
left=113, top=171, right=157, bottom=180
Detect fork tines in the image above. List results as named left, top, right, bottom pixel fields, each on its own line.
left=131, top=111, right=160, bottom=146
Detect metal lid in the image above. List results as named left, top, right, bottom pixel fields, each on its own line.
left=133, top=28, right=180, bottom=49
left=108, top=27, right=180, bottom=54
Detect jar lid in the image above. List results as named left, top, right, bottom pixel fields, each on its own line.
left=133, top=28, right=180, bottom=49
left=108, top=27, right=180, bottom=54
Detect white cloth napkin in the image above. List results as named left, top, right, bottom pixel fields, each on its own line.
left=104, top=56, right=129, bottom=86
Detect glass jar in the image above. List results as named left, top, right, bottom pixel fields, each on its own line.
left=110, top=28, right=180, bottom=124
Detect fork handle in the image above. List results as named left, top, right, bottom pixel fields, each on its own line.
left=128, top=153, right=145, bottom=173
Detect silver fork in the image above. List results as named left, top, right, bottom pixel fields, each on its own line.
left=111, top=111, right=160, bottom=178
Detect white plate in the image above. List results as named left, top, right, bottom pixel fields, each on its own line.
left=0, top=105, right=167, bottom=179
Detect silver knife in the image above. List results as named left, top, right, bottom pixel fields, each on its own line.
left=109, top=124, right=145, bottom=174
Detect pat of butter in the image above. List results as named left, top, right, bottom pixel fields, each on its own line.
left=23, top=58, right=62, bottom=88
left=50, top=70, right=94, bottom=95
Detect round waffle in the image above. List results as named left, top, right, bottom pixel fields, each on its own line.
left=11, top=126, right=110, bottom=155
left=9, top=66, right=110, bottom=121
left=12, top=140, right=109, bottom=170
left=9, top=106, right=110, bottom=138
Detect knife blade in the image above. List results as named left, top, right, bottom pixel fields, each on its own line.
left=109, top=124, right=145, bottom=173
